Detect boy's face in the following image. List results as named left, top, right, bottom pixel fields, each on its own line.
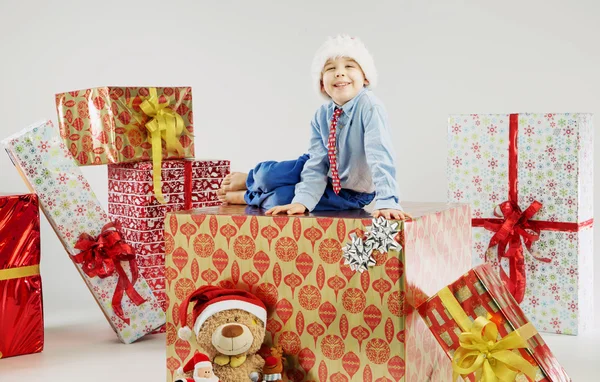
left=321, top=57, right=369, bottom=105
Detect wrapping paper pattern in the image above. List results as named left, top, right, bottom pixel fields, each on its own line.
left=55, top=87, right=194, bottom=166
left=108, top=160, right=230, bottom=312
left=165, top=203, right=472, bottom=382
left=0, top=194, right=43, bottom=359
left=417, top=264, right=571, bottom=381
left=3, top=120, right=166, bottom=344
left=447, top=113, right=594, bottom=335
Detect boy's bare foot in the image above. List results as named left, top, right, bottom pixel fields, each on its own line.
left=217, top=189, right=247, bottom=205
left=221, top=172, right=248, bottom=192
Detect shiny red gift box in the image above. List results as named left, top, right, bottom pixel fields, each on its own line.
left=0, top=194, right=43, bottom=359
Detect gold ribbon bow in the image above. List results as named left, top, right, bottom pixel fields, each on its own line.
left=139, top=87, right=185, bottom=204
left=438, top=287, right=538, bottom=382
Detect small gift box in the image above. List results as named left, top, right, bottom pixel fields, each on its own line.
left=417, top=264, right=571, bottom=381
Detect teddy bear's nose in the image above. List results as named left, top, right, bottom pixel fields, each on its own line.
left=221, top=324, right=243, bottom=338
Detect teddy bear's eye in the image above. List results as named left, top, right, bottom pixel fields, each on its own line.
left=234, top=316, right=239, bottom=322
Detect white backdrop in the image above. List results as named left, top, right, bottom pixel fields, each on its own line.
left=0, top=0, right=598, bottom=379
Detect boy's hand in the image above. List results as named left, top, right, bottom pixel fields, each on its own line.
left=372, top=208, right=412, bottom=221
left=266, top=203, right=307, bottom=215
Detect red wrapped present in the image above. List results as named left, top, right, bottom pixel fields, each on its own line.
left=108, top=159, right=229, bottom=316
left=417, top=264, right=570, bottom=381
left=0, top=194, right=43, bottom=359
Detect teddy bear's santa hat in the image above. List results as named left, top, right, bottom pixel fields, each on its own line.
left=176, top=351, right=212, bottom=375
left=178, top=285, right=267, bottom=341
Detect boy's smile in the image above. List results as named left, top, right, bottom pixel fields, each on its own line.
left=321, top=57, right=369, bottom=105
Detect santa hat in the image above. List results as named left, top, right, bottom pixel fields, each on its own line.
left=311, top=34, right=377, bottom=99
left=178, top=285, right=267, bottom=341
left=177, top=352, right=212, bottom=375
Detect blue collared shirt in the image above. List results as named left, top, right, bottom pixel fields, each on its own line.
left=292, top=88, right=403, bottom=211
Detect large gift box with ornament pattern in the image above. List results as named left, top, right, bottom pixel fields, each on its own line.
left=108, top=159, right=230, bottom=312
left=447, top=113, right=594, bottom=335
left=3, top=120, right=166, bottom=344
left=55, top=86, right=194, bottom=166
left=417, top=264, right=571, bottom=381
left=165, top=203, right=473, bottom=382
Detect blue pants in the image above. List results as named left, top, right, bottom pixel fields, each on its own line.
left=244, top=154, right=375, bottom=211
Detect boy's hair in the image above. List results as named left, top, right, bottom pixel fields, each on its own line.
left=311, top=34, right=377, bottom=99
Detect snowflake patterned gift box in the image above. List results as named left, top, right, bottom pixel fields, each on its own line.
left=417, top=264, right=571, bottom=382
left=164, top=203, right=473, bottom=382
left=3, top=120, right=166, bottom=344
left=56, top=86, right=195, bottom=203
left=447, top=113, right=594, bottom=335
left=108, top=159, right=229, bottom=311
left=0, top=193, right=44, bottom=359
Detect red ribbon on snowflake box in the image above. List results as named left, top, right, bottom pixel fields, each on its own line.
left=74, top=222, right=146, bottom=325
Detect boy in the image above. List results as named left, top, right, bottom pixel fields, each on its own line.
left=218, top=35, right=410, bottom=221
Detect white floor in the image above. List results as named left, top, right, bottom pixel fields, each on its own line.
left=0, top=314, right=598, bottom=381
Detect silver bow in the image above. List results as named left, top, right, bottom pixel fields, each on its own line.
left=342, top=217, right=402, bottom=273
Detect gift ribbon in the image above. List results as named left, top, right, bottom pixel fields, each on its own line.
left=184, top=160, right=193, bottom=210
left=0, top=264, right=40, bottom=281
left=438, top=287, right=538, bottom=382
left=139, top=87, right=186, bottom=204
left=471, top=113, right=593, bottom=303
left=73, top=222, right=146, bottom=325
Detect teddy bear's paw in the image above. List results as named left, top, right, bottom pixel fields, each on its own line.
left=249, top=371, right=259, bottom=382
left=214, top=355, right=231, bottom=366
left=230, top=354, right=247, bottom=368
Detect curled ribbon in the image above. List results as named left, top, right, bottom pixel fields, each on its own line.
left=438, top=287, right=538, bottom=382
left=482, top=200, right=551, bottom=303
left=139, top=87, right=185, bottom=204
left=73, top=222, right=146, bottom=325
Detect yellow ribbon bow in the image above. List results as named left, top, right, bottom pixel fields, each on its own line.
left=438, top=287, right=538, bottom=382
left=139, top=87, right=185, bottom=204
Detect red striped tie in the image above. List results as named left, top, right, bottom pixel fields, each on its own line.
left=328, top=107, right=343, bottom=194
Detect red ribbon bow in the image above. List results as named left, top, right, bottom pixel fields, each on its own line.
left=73, top=222, right=146, bottom=325
left=482, top=200, right=551, bottom=303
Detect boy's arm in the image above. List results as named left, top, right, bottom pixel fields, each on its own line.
left=363, top=104, right=404, bottom=211
left=291, top=116, right=329, bottom=212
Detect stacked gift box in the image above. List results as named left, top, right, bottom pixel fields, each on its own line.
left=108, top=159, right=229, bottom=310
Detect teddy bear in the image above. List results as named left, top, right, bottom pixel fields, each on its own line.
left=178, top=285, right=267, bottom=382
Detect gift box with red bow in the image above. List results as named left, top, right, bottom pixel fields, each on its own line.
left=417, top=264, right=571, bottom=381
left=447, top=113, right=594, bottom=335
left=3, top=120, right=166, bottom=344
left=0, top=193, right=43, bottom=359
left=107, top=159, right=229, bottom=311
